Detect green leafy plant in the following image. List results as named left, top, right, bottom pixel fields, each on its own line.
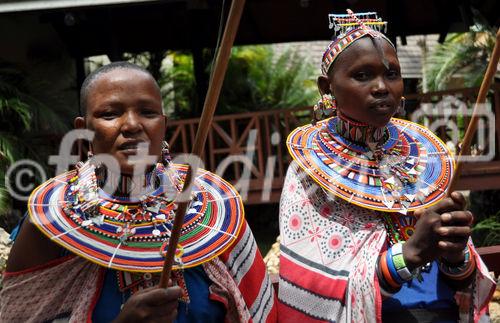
left=469, top=189, right=500, bottom=247
left=0, top=65, right=33, bottom=217
left=158, top=51, right=197, bottom=119
left=423, top=23, right=496, bottom=91
left=472, top=213, right=500, bottom=247
left=218, top=45, right=317, bottom=114
left=137, top=45, right=317, bottom=119
left=0, top=62, right=70, bottom=223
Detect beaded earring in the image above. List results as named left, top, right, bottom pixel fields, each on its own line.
left=86, top=143, right=98, bottom=171
left=161, top=141, right=172, bottom=165
left=87, top=146, right=94, bottom=159
left=396, top=96, right=406, bottom=116
left=312, top=94, right=337, bottom=125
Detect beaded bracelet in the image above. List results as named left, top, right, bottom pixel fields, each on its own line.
left=377, top=242, right=422, bottom=298
left=390, top=242, right=414, bottom=282
left=438, top=245, right=476, bottom=280
left=379, top=250, right=401, bottom=289
left=386, top=247, right=404, bottom=284
left=376, top=254, right=401, bottom=297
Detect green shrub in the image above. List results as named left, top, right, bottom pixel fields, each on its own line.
left=472, top=213, right=500, bottom=247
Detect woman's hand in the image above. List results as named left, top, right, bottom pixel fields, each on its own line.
left=113, top=285, right=183, bottom=323
left=402, top=192, right=473, bottom=270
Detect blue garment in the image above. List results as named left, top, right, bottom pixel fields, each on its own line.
left=92, top=269, right=124, bottom=322
left=9, top=214, right=26, bottom=241
left=92, top=266, right=226, bottom=322
left=10, top=215, right=226, bottom=322
left=382, top=261, right=458, bottom=322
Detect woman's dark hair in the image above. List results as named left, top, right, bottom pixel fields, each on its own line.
left=79, top=61, right=159, bottom=116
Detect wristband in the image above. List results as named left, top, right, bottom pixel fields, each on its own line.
left=438, top=245, right=475, bottom=280
left=376, top=254, right=401, bottom=296
left=379, top=250, right=401, bottom=289
left=390, top=242, right=414, bottom=282
left=386, top=247, right=404, bottom=284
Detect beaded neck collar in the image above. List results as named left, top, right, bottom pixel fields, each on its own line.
left=335, top=112, right=388, bottom=147
left=28, top=158, right=245, bottom=272
left=287, top=115, right=455, bottom=213
left=95, top=165, right=162, bottom=198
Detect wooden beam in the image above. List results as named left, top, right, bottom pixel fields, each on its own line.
left=477, top=245, right=500, bottom=277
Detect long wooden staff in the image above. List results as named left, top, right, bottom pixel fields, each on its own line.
left=158, top=0, right=246, bottom=288
left=447, top=28, right=500, bottom=194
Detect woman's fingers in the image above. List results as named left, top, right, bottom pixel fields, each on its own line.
left=115, top=285, right=182, bottom=323
left=450, top=191, right=467, bottom=209
left=437, top=225, right=471, bottom=238
left=440, top=211, right=473, bottom=226
left=141, top=286, right=183, bottom=307
left=150, top=301, right=179, bottom=317
left=432, top=197, right=464, bottom=214
left=438, top=240, right=468, bottom=252
left=407, top=196, right=473, bottom=267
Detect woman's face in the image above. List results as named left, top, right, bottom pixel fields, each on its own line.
left=75, top=68, right=166, bottom=175
left=319, top=37, right=403, bottom=127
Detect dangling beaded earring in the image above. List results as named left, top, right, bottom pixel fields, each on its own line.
left=86, top=143, right=107, bottom=185
left=312, top=93, right=337, bottom=125
left=396, top=96, right=406, bottom=116
left=77, top=142, right=94, bottom=169
left=161, top=141, right=172, bottom=165
left=87, top=146, right=94, bottom=160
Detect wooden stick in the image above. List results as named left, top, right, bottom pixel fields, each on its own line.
left=447, top=28, right=500, bottom=195
left=158, top=0, right=246, bottom=288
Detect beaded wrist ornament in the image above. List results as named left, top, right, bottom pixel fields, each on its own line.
left=376, top=252, right=401, bottom=297
left=438, top=245, right=476, bottom=280
left=388, top=242, right=414, bottom=282
left=376, top=242, right=421, bottom=296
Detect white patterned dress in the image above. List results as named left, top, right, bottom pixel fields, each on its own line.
left=278, top=162, right=495, bottom=323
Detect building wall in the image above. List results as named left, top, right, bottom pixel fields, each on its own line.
left=272, top=35, right=440, bottom=80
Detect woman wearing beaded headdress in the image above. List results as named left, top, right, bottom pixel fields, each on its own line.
left=1, top=62, right=277, bottom=322
left=278, top=10, right=495, bottom=322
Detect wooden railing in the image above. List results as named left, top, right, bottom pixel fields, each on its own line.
left=166, top=107, right=313, bottom=204
left=406, top=83, right=500, bottom=191
left=477, top=246, right=500, bottom=277
left=166, top=84, right=500, bottom=204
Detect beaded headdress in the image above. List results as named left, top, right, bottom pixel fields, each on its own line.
left=321, top=9, right=395, bottom=75
left=286, top=10, right=454, bottom=214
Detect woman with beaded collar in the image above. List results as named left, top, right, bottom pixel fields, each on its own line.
left=278, top=10, right=495, bottom=323
left=1, top=62, right=277, bottom=322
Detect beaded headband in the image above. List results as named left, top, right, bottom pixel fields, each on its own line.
left=321, top=9, right=395, bottom=75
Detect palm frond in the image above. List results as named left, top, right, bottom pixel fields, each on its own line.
left=472, top=213, right=500, bottom=247
left=0, top=133, right=25, bottom=166
left=423, top=25, right=495, bottom=91
left=21, top=95, right=69, bottom=133
left=0, top=98, right=31, bottom=130
left=0, top=177, right=12, bottom=216
left=219, top=44, right=316, bottom=113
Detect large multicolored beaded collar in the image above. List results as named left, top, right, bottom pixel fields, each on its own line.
left=28, top=160, right=244, bottom=272
left=286, top=117, right=454, bottom=214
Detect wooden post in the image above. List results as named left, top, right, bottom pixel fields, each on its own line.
left=447, top=28, right=500, bottom=194
left=158, top=0, right=246, bottom=288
